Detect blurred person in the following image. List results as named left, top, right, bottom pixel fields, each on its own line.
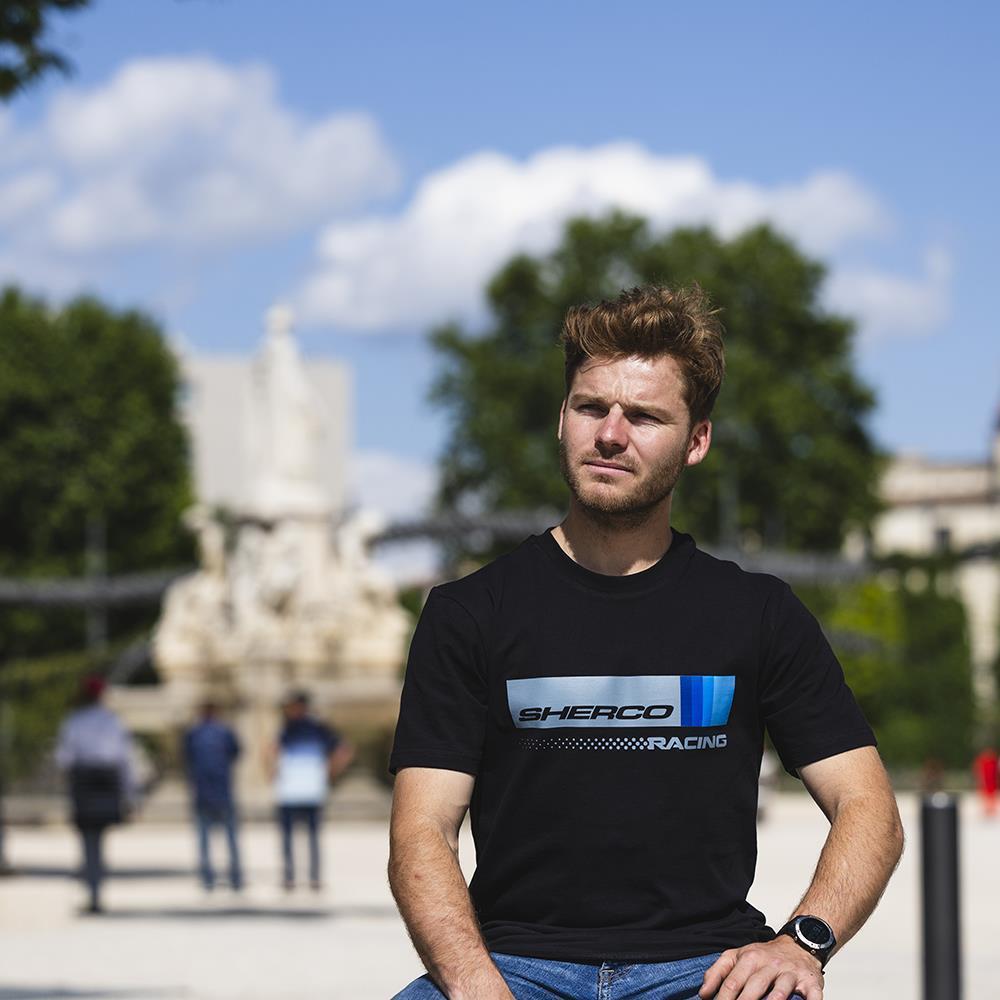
left=270, top=690, right=353, bottom=891
left=388, top=285, right=904, bottom=1000
left=55, top=674, right=137, bottom=914
left=183, top=700, right=243, bottom=891
left=972, top=746, right=998, bottom=817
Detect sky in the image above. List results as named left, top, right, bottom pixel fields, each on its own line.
left=1, top=0, right=997, bottom=528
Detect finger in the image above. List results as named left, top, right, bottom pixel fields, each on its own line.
left=799, top=975, right=824, bottom=1000
left=713, top=957, right=761, bottom=1000
left=699, top=951, right=739, bottom=998
left=733, top=970, right=778, bottom=1000
left=761, top=971, right=799, bottom=1000
left=790, top=965, right=825, bottom=1000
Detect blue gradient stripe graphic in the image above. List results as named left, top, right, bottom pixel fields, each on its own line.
left=680, top=675, right=735, bottom=727
left=507, top=675, right=735, bottom=729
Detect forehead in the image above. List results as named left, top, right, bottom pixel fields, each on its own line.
left=569, top=354, right=688, bottom=410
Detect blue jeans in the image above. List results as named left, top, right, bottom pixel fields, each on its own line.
left=195, top=803, right=242, bottom=890
left=392, top=951, right=806, bottom=999
left=77, top=825, right=106, bottom=908
left=278, top=804, right=322, bottom=886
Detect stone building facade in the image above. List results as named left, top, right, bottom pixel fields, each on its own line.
left=869, top=415, right=1000, bottom=713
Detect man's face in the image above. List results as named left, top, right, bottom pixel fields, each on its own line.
left=557, top=354, right=711, bottom=525
left=284, top=700, right=307, bottom=721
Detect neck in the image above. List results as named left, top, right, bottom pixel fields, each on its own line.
left=552, top=497, right=674, bottom=576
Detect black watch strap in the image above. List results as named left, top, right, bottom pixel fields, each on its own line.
left=777, top=915, right=836, bottom=970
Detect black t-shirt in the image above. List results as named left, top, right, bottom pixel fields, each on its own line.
left=389, top=528, right=875, bottom=963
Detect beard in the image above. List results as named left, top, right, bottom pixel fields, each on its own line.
left=558, top=437, right=687, bottom=530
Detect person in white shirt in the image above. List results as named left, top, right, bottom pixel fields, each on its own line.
left=269, top=691, right=354, bottom=891
left=55, top=675, right=136, bottom=914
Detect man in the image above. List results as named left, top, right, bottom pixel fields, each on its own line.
left=55, top=674, right=137, bottom=914
left=388, top=285, right=903, bottom=1000
left=272, top=690, right=354, bottom=891
left=183, top=701, right=243, bottom=892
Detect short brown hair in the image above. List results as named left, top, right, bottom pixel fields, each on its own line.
left=561, top=284, right=726, bottom=423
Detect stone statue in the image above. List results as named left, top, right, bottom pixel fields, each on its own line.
left=152, top=506, right=234, bottom=688
left=248, top=305, right=329, bottom=519
left=144, top=306, right=413, bottom=798
left=185, top=504, right=227, bottom=579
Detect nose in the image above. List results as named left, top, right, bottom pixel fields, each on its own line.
left=595, top=407, right=628, bottom=453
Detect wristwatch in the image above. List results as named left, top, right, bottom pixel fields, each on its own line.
left=776, top=915, right=836, bottom=970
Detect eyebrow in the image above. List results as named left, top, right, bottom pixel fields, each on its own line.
left=569, top=392, right=674, bottom=421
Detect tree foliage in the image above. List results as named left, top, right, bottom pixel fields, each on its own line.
left=0, top=644, right=96, bottom=780
left=0, top=286, right=195, bottom=662
left=0, top=0, right=91, bottom=100
left=802, top=575, right=974, bottom=769
left=431, top=215, right=882, bottom=552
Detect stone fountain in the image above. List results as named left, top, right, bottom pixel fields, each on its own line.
left=111, top=307, right=412, bottom=806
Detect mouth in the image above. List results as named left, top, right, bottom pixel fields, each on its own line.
left=584, top=461, right=633, bottom=475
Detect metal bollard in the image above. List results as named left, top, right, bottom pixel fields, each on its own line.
left=921, top=792, right=961, bottom=1000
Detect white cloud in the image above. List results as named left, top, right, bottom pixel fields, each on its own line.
left=0, top=56, right=399, bottom=281
left=0, top=170, right=58, bottom=224
left=825, top=247, right=952, bottom=343
left=0, top=65, right=948, bottom=347
left=295, top=143, right=892, bottom=331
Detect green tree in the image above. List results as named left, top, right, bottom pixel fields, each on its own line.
left=884, top=584, right=974, bottom=768
left=0, top=0, right=92, bottom=100
left=800, top=575, right=974, bottom=770
left=824, top=578, right=905, bottom=722
left=431, top=215, right=882, bottom=552
left=0, top=286, right=195, bottom=777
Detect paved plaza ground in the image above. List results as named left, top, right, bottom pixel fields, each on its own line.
left=1, top=791, right=997, bottom=1000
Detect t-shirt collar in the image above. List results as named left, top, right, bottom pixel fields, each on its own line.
left=533, top=526, right=696, bottom=595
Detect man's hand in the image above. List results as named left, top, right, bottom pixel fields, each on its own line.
left=699, top=936, right=824, bottom=1000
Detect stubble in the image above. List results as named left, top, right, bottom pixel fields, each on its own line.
left=558, top=437, right=688, bottom=531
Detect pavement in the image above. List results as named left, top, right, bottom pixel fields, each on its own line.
left=0, top=791, right=997, bottom=1000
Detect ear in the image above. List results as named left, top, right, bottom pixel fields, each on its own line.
left=557, top=398, right=566, bottom=441
left=685, top=419, right=712, bottom=467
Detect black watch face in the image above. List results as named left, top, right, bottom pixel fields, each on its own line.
left=798, top=917, right=832, bottom=948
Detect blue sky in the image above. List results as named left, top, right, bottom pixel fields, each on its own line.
left=2, top=0, right=997, bottom=518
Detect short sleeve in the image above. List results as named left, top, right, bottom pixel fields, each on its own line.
left=759, top=583, right=876, bottom=777
left=389, top=589, right=488, bottom=777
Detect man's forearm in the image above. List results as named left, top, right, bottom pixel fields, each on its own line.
left=790, top=791, right=904, bottom=951
left=388, top=821, right=511, bottom=999
left=328, top=744, right=354, bottom=781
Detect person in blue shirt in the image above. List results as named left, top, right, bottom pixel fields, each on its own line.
left=271, top=690, right=354, bottom=891
left=183, top=701, right=243, bottom=892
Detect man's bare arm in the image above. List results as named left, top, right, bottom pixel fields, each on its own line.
left=388, top=767, right=514, bottom=1000
left=327, top=741, right=354, bottom=782
left=700, top=746, right=904, bottom=1000
left=788, top=745, right=905, bottom=948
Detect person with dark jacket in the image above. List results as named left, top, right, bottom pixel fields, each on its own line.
left=184, top=701, right=243, bottom=891
left=55, top=675, right=136, bottom=914
left=270, top=691, right=354, bottom=891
